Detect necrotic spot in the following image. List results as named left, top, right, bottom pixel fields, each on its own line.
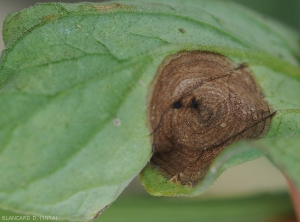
left=148, top=51, right=272, bottom=186
left=172, top=101, right=183, bottom=109
left=190, top=98, right=199, bottom=109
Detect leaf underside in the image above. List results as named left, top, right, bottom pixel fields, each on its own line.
left=0, top=0, right=299, bottom=221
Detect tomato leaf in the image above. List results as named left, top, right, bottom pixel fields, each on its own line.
left=0, top=0, right=299, bottom=220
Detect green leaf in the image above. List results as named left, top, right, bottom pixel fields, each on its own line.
left=0, top=0, right=299, bottom=221
left=0, top=2, right=158, bottom=221
left=0, top=193, right=295, bottom=222
left=253, top=135, right=300, bottom=186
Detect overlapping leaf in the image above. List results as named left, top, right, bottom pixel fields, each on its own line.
left=0, top=0, right=299, bottom=221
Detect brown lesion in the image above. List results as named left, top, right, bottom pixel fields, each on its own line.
left=148, top=51, right=272, bottom=187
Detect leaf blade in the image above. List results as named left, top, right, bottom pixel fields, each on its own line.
left=0, top=0, right=299, bottom=220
